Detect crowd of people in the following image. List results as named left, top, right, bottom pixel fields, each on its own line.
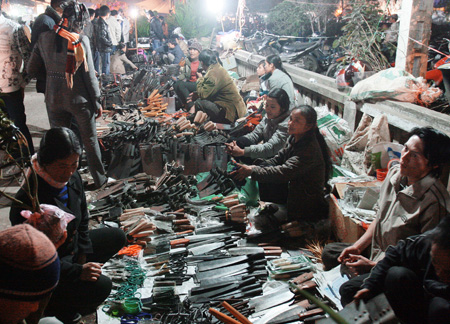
left=1, top=0, right=450, bottom=323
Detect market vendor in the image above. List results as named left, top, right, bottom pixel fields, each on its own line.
left=173, top=41, right=202, bottom=110
left=10, top=127, right=127, bottom=323
left=231, top=105, right=332, bottom=235
left=321, top=127, right=450, bottom=306
left=225, top=88, right=290, bottom=162
left=152, top=38, right=185, bottom=65
left=189, top=49, right=247, bottom=124
left=265, top=54, right=296, bottom=107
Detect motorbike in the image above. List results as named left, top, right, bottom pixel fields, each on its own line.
left=256, top=34, right=322, bottom=72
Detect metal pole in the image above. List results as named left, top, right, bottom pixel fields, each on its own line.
left=135, top=16, right=138, bottom=55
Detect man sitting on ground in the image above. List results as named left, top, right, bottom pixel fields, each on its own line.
left=352, top=216, right=450, bottom=324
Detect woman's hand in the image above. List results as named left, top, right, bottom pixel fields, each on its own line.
left=225, top=141, right=245, bottom=157
left=80, top=262, right=103, bottom=282
left=196, top=72, right=203, bottom=79
left=230, top=163, right=253, bottom=181
left=343, top=254, right=376, bottom=275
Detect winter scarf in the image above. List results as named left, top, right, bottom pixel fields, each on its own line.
left=53, top=18, right=87, bottom=88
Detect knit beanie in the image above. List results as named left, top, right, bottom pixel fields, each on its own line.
left=188, top=41, right=202, bottom=53
left=0, top=224, right=60, bottom=301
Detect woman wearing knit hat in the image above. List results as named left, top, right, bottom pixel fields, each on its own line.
left=173, top=40, right=203, bottom=110
left=10, top=127, right=126, bottom=323
left=0, top=224, right=60, bottom=324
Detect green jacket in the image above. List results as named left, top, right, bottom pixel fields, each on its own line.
left=197, top=63, right=246, bottom=123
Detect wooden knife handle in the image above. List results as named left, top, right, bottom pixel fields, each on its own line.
left=170, top=238, right=189, bottom=247
left=209, top=308, right=243, bottom=324
left=221, top=301, right=252, bottom=324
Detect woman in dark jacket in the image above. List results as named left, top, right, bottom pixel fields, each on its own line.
left=10, top=127, right=126, bottom=323
left=232, top=105, right=332, bottom=236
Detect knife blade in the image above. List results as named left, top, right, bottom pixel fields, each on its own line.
left=195, top=263, right=250, bottom=281
left=197, top=255, right=248, bottom=272
left=189, top=242, right=225, bottom=255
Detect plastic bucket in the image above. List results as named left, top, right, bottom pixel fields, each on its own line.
left=377, top=168, right=388, bottom=181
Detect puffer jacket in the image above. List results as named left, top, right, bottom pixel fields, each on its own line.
left=363, top=229, right=450, bottom=300
left=94, top=17, right=112, bottom=53
left=196, top=63, right=246, bottom=123
left=241, top=110, right=290, bottom=159
left=251, top=132, right=328, bottom=222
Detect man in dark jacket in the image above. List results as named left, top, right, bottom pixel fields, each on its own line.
left=93, top=5, right=112, bottom=74
left=153, top=38, right=184, bottom=65
left=30, top=0, right=67, bottom=93
left=345, top=216, right=450, bottom=324
left=148, top=10, right=164, bottom=50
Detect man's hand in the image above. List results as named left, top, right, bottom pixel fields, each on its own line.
left=353, top=288, right=371, bottom=302
left=187, top=92, right=198, bottom=104
left=80, top=262, right=103, bottom=282
left=225, top=141, right=245, bottom=157
left=196, top=72, right=203, bottom=79
left=343, top=254, right=376, bottom=275
left=338, top=245, right=361, bottom=263
left=230, top=163, right=253, bottom=181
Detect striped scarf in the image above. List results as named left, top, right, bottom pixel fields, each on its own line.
left=53, top=19, right=88, bottom=89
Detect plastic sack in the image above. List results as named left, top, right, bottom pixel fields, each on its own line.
left=21, top=204, right=75, bottom=244
left=371, top=142, right=403, bottom=170
left=315, top=105, right=353, bottom=164
left=350, top=67, right=442, bottom=105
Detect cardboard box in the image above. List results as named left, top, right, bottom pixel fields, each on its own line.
left=329, top=194, right=366, bottom=243
left=332, top=180, right=381, bottom=199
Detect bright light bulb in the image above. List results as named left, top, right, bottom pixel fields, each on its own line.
left=206, top=0, right=223, bottom=15
left=129, top=8, right=139, bottom=19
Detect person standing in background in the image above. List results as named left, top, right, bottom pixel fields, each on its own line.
left=94, top=5, right=113, bottom=75
left=82, top=8, right=95, bottom=58
left=106, top=9, right=121, bottom=53
left=119, top=8, right=130, bottom=45
left=0, top=0, right=34, bottom=159
left=148, top=10, right=164, bottom=50
left=31, top=0, right=68, bottom=94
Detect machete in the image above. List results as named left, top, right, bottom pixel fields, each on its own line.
left=197, top=255, right=248, bottom=272
left=195, top=263, right=250, bottom=281
left=189, top=242, right=225, bottom=255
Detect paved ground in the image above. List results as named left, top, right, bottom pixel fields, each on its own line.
left=0, top=81, right=49, bottom=230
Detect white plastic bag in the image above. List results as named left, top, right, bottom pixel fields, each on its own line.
left=350, top=68, right=442, bottom=105
left=21, top=204, right=75, bottom=243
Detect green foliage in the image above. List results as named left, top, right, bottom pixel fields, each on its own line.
left=267, top=1, right=311, bottom=36
left=137, top=15, right=150, bottom=37
left=166, top=0, right=217, bottom=40
left=335, top=0, right=390, bottom=71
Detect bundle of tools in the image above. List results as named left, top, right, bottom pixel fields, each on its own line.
left=196, top=168, right=237, bottom=198
left=87, top=174, right=156, bottom=222
left=137, top=162, right=198, bottom=212
left=139, top=88, right=168, bottom=117
left=100, top=119, right=160, bottom=179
